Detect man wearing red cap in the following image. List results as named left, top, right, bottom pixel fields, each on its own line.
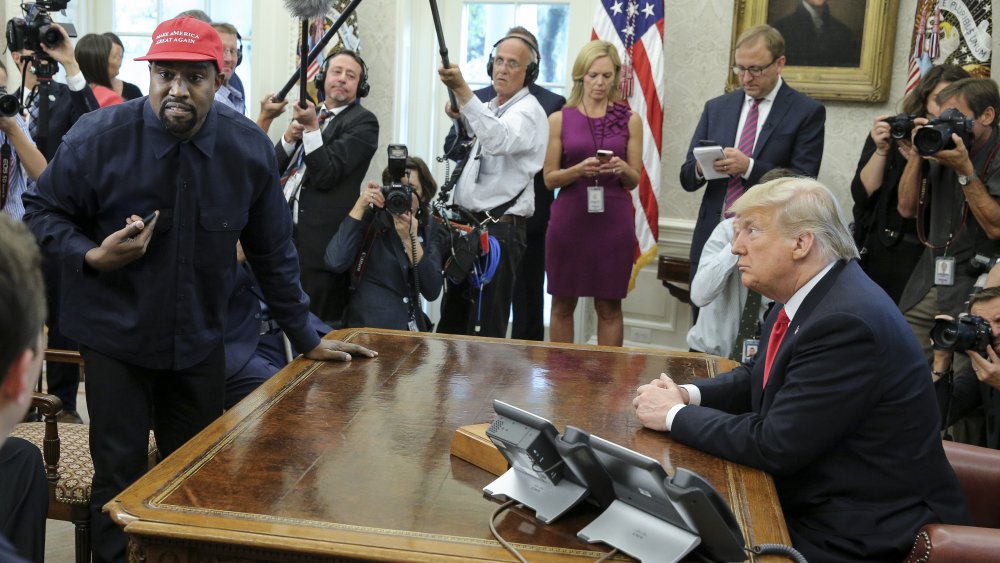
left=23, top=17, right=377, bottom=562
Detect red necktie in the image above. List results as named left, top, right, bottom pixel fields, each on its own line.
left=724, top=98, right=762, bottom=216
left=762, top=308, right=789, bottom=388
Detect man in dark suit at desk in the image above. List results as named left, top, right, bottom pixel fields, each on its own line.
left=679, top=25, right=824, bottom=308
left=634, top=177, right=967, bottom=562
left=443, top=27, right=565, bottom=341
left=277, top=50, right=379, bottom=326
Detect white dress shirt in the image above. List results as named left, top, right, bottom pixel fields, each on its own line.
left=453, top=87, right=547, bottom=217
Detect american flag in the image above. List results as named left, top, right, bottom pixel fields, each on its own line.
left=593, top=0, right=663, bottom=291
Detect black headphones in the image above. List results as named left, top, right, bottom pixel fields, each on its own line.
left=313, top=49, right=370, bottom=98
left=235, top=31, right=243, bottom=67
left=486, top=36, right=539, bottom=86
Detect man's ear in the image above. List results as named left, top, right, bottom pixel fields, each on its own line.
left=214, top=70, right=225, bottom=92
left=980, top=106, right=996, bottom=128
left=791, top=231, right=815, bottom=260
left=1, top=349, right=35, bottom=408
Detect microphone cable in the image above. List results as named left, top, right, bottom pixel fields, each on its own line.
left=750, top=543, right=808, bottom=563
left=469, top=235, right=500, bottom=335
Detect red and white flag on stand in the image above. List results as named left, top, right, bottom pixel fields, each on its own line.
left=593, top=0, right=664, bottom=292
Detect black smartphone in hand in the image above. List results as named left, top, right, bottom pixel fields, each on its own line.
left=140, top=211, right=157, bottom=226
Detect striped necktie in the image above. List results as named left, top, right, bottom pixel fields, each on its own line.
left=723, top=98, right=762, bottom=216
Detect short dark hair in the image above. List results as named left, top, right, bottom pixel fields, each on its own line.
left=0, top=215, right=45, bottom=382
left=902, top=64, right=971, bottom=116
left=970, top=286, right=1000, bottom=309
left=735, top=25, right=785, bottom=59
left=758, top=167, right=803, bottom=184
left=75, top=33, right=114, bottom=88
left=381, top=156, right=438, bottom=203
left=936, top=77, right=1000, bottom=120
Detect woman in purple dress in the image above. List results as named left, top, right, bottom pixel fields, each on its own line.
left=543, top=40, right=642, bottom=346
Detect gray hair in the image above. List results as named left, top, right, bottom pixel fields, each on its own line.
left=730, top=177, right=859, bottom=262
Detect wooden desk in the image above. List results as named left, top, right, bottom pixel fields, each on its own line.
left=109, top=329, right=790, bottom=562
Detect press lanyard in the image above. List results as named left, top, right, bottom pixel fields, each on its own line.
left=0, top=141, right=11, bottom=211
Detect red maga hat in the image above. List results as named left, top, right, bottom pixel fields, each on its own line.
left=135, top=16, right=223, bottom=72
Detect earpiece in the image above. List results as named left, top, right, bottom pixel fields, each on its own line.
left=313, top=49, right=370, bottom=99
left=486, top=36, right=539, bottom=86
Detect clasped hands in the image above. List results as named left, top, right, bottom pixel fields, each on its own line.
left=632, top=373, right=690, bottom=431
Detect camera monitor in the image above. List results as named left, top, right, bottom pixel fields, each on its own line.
left=577, top=434, right=701, bottom=563
left=483, top=400, right=588, bottom=523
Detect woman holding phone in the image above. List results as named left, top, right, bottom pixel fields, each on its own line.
left=543, top=40, right=642, bottom=346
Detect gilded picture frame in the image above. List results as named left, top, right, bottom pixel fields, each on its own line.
left=728, top=0, right=900, bottom=102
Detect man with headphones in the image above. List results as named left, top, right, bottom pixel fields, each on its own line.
left=277, top=50, right=379, bottom=326
left=444, top=28, right=565, bottom=342
left=437, top=35, right=549, bottom=338
left=212, top=22, right=245, bottom=114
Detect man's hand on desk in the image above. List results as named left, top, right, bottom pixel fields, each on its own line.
left=304, top=340, right=378, bottom=362
left=632, top=374, right=689, bottom=431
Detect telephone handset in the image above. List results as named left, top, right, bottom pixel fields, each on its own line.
left=666, top=468, right=747, bottom=562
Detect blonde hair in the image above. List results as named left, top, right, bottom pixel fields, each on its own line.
left=566, top=40, right=622, bottom=107
left=730, top=177, right=859, bottom=262
left=735, top=25, right=785, bottom=59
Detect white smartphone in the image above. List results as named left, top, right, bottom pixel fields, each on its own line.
left=596, top=149, right=613, bottom=163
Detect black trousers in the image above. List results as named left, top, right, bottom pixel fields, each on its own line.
left=438, top=220, right=526, bottom=338
left=0, top=437, right=47, bottom=562
left=42, top=256, right=81, bottom=410
left=511, top=228, right=546, bottom=341
left=81, top=346, right=225, bottom=563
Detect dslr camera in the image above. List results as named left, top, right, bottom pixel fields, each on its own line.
left=0, top=88, right=20, bottom=117
left=883, top=113, right=916, bottom=140
left=381, top=144, right=413, bottom=216
left=914, top=107, right=975, bottom=156
left=930, top=315, right=992, bottom=355
left=6, top=1, right=76, bottom=72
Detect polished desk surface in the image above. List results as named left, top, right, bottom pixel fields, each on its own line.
left=110, top=329, right=790, bottom=562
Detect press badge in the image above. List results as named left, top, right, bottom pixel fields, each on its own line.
left=587, top=185, right=605, bottom=213
left=934, top=256, right=956, bottom=286
left=741, top=339, right=760, bottom=364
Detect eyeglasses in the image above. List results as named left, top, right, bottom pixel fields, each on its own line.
left=732, top=59, right=777, bottom=78
left=223, top=48, right=240, bottom=58
left=492, top=57, right=522, bottom=71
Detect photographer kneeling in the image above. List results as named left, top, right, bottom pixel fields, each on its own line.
left=324, top=152, right=442, bottom=331
left=932, top=286, right=1000, bottom=449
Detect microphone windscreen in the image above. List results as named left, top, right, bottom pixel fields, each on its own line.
left=283, top=0, right=335, bottom=19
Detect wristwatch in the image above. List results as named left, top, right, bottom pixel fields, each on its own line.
left=958, top=172, right=979, bottom=186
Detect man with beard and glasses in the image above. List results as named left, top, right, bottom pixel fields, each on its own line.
left=22, top=17, right=377, bottom=563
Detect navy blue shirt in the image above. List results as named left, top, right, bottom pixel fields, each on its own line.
left=24, top=98, right=320, bottom=370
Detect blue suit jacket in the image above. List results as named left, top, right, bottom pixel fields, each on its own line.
left=680, top=83, right=825, bottom=277
left=672, top=260, right=967, bottom=561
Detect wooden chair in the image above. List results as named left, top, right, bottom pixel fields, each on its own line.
left=11, top=349, right=157, bottom=563
left=904, top=440, right=1000, bottom=562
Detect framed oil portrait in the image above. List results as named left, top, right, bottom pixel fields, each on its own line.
left=728, top=0, right=900, bottom=102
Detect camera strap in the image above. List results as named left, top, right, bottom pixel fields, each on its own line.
left=0, top=141, right=11, bottom=211
left=350, top=218, right=384, bottom=289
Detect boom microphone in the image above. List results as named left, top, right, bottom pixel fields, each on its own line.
left=283, top=0, right=335, bottom=18
left=283, top=0, right=336, bottom=108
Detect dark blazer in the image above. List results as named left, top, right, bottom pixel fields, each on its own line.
left=275, top=102, right=379, bottom=270
left=444, top=84, right=565, bottom=233
left=680, top=82, right=825, bottom=276
left=18, top=81, right=99, bottom=161
left=939, top=366, right=1000, bottom=450
left=671, top=260, right=967, bottom=562
left=324, top=212, right=443, bottom=331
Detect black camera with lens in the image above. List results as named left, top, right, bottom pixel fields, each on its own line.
left=381, top=144, right=413, bottom=216
left=969, top=253, right=1000, bottom=276
left=914, top=107, right=975, bottom=156
left=6, top=1, right=75, bottom=71
left=0, top=88, right=20, bottom=117
left=930, top=315, right=992, bottom=355
left=883, top=113, right=916, bottom=140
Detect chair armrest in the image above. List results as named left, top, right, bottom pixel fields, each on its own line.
left=905, top=525, right=1000, bottom=563
left=30, top=392, right=63, bottom=482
